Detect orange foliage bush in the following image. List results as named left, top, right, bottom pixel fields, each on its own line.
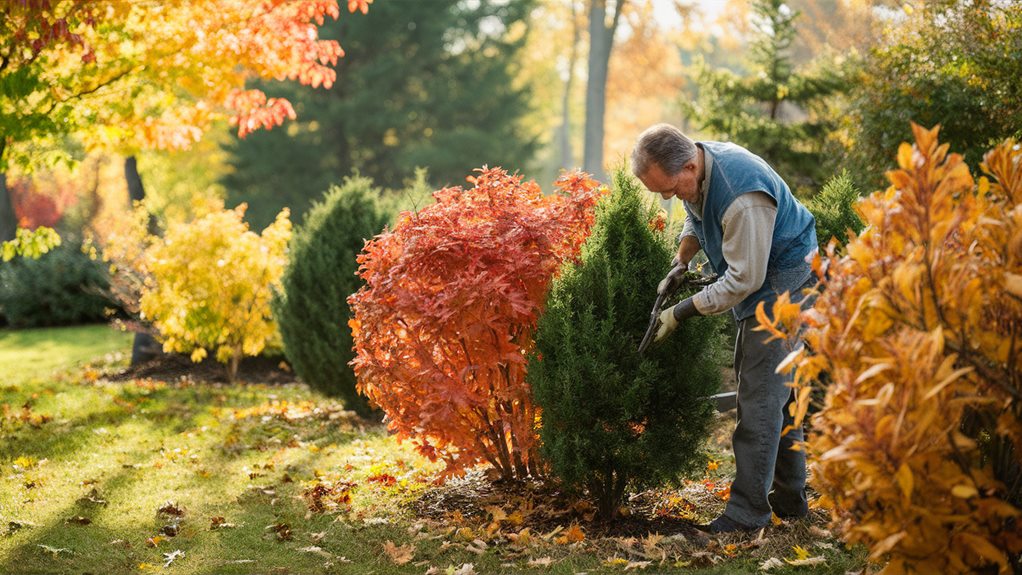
left=758, top=124, right=1022, bottom=574
left=348, top=168, right=604, bottom=480
left=8, top=176, right=77, bottom=229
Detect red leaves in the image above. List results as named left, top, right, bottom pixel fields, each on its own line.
left=349, top=168, right=605, bottom=479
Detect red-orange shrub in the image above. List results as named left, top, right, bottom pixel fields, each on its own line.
left=348, top=168, right=604, bottom=479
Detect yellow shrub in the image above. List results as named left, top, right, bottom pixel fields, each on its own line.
left=759, top=124, right=1022, bottom=574
left=140, top=202, right=291, bottom=381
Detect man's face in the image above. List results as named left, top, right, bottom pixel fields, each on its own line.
left=638, top=162, right=700, bottom=203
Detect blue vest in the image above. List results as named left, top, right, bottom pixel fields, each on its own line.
left=687, top=142, right=817, bottom=321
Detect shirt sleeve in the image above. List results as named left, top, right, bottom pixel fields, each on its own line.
left=679, top=209, right=697, bottom=242
left=692, top=192, right=777, bottom=315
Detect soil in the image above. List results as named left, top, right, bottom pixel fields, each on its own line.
left=108, top=351, right=298, bottom=385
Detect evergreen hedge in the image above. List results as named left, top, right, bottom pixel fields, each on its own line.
left=0, top=238, right=117, bottom=328
left=272, top=176, right=390, bottom=416
left=528, top=170, right=721, bottom=520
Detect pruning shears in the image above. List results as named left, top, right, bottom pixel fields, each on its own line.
left=637, top=270, right=717, bottom=355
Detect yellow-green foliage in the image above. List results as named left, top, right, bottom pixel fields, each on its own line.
left=140, top=202, right=291, bottom=380
left=1, top=226, right=61, bottom=261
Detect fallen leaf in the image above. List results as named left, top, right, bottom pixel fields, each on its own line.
left=298, top=545, right=332, bottom=558
left=268, top=522, right=292, bottom=541
left=159, top=524, right=179, bottom=537
left=555, top=523, right=585, bottom=544
left=449, top=564, right=476, bottom=575
left=790, top=545, right=811, bottom=561
left=210, top=516, right=236, bottom=529
left=145, top=536, right=163, bottom=548
left=485, top=505, right=507, bottom=523
left=464, top=539, right=487, bottom=555
left=759, top=557, right=784, bottom=571
left=163, top=549, right=184, bottom=567
left=383, top=540, right=414, bottom=565
left=157, top=501, right=185, bottom=517
left=625, top=560, right=652, bottom=570
left=527, top=557, right=554, bottom=567
left=310, top=531, right=327, bottom=542
left=37, top=544, right=72, bottom=557
left=65, top=516, right=92, bottom=526
left=603, top=557, right=629, bottom=567
left=784, top=556, right=826, bottom=567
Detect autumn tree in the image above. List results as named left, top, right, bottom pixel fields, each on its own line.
left=224, top=0, right=536, bottom=229
left=348, top=168, right=604, bottom=480
left=0, top=0, right=372, bottom=239
left=759, top=124, right=1022, bottom=573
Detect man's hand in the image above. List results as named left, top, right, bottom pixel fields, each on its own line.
left=657, top=261, right=689, bottom=295
left=654, top=297, right=702, bottom=342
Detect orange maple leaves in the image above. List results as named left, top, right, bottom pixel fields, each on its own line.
left=348, top=168, right=605, bottom=480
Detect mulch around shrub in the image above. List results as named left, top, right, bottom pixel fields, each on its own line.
left=413, top=469, right=708, bottom=541
left=108, top=351, right=298, bottom=384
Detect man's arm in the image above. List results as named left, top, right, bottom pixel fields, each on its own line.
left=676, top=212, right=702, bottom=266
left=692, top=192, right=776, bottom=315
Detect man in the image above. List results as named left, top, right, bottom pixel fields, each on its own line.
left=632, top=123, right=817, bottom=534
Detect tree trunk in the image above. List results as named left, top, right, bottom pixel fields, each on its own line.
left=124, top=154, right=163, bottom=366
left=125, top=155, right=145, bottom=205
left=0, top=172, right=16, bottom=243
left=582, top=0, right=625, bottom=182
left=559, top=0, right=581, bottom=170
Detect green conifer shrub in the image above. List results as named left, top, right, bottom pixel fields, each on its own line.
left=0, top=238, right=117, bottom=327
left=528, top=170, right=721, bottom=520
left=272, top=176, right=389, bottom=416
left=806, top=170, right=863, bottom=248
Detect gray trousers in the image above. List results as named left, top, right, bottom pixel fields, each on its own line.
left=722, top=315, right=807, bottom=528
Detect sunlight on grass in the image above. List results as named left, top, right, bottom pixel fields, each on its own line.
left=0, top=324, right=132, bottom=383
left=0, top=327, right=867, bottom=575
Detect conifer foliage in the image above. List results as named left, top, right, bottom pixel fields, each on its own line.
left=273, top=176, right=389, bottom=416
left=759, top=124, right=1022, bottom=574
left=528, top=170, right=720, bottom=520
left=348, top=168, right=604, bottom=480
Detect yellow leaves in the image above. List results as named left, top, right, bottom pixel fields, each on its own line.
left=1005, top=272, right=1022, bottom=299
left=772, top=127, right=1022, bottom=575
left=790, top=545, right=811, bottom=561
left=894, top=464, right=913, bottom=502
left=139, top=201, right=291, bottom=379
left=13, top=455, right=38, bottom=470
left=896, top=142, right=916, bottom=170
left=951, top=484, right=979, bottom=499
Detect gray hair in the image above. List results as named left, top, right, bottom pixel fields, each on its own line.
left=631, top=124, right=698, bottom=177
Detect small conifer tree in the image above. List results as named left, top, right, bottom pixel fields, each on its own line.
left=273, top=176, right=389, bottom=416
left=806, top=170, right=864, bottom=249
left=528, top=169, right=721, bottom=520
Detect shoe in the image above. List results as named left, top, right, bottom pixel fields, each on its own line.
left=697, top=515, right=761, bottom=534
left=769, top=492, right=809, bottom=520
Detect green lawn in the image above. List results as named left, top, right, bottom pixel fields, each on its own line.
left=0, top=325, right=867, bottom=575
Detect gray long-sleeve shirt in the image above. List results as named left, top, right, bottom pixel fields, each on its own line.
left=680, top=150, right=778, bottom=316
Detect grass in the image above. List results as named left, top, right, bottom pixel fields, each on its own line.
left=0, top=325, right=868, bottom=575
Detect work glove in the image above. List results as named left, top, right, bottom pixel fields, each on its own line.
left=654, top=297, right=702, bottom=342
left=657, top=260, right=689, bottom=295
